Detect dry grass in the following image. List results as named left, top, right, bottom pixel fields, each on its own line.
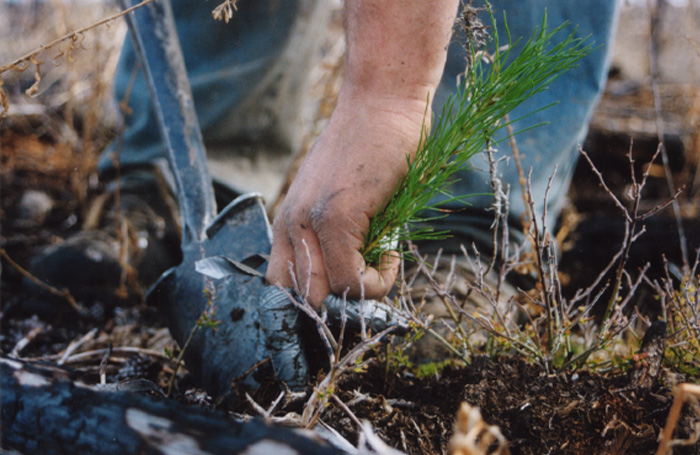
left=0, top=0, right=128, bottom=217
left=0, top=0, right=124, bottom=122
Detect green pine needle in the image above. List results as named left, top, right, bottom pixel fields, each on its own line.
left=361, top=11, right=594, bottom=265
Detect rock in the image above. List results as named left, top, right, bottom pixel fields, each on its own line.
left=16, top=189, right=54, bottom=226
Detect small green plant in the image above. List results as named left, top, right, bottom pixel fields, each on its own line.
left=361, top=9, right=593, bottom=265
left=166, top=278, right=221, bottom=396
left=414, top=359, right=458, bottom=379
left=393, top=132, right=680, bottom=375
left=652, top=259, right=700, bottom=378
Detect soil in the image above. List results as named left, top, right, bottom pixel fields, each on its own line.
left=329, top=357, right=680, bottom=455
left=2, top=83, right=700, bottom=455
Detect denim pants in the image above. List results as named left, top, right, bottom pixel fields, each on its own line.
left=105, top=0, right=619, bottom=250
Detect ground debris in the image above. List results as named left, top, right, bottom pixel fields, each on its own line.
left=449, top=402, right=508, bottom=455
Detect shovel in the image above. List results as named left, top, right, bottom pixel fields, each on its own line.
left=119, top=0, right=275, bottom=396
left=120, top=0, right=410, bottom=397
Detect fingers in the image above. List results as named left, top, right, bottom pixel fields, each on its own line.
left=265, top=228, right=296, bottom=289
left=289, top=223, right=331, bottom=308
left=370, top=251, right=401, bottom=294
left=266, top=205, right=334, bottom=309
left=265, top=206, right=399, bottom=310
left=313, top=213, right=398, bottom=301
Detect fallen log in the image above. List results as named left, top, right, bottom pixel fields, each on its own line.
left=0, top=357, right=348, bottom=455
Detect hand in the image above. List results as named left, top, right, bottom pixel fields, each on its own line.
left=266, top=93, right=430, bottom=308
left=266, top=0, right=457, bottom=309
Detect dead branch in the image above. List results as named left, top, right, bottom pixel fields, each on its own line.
left=0, top=0, right=156, bottom=118
left=648, top=0, right=690, bottom=272
left=657, top=383, right=700, bottom=455
left=0, top=248, right=84, bottom=314
left=1, top=357, right=351, bottom=455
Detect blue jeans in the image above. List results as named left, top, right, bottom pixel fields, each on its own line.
left=106, top=0, right=619, bottom=249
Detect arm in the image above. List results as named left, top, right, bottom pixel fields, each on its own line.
left=266, top=0, right=459, bottom=308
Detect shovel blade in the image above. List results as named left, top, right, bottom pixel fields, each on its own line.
left=147, top=194, right=271, bottom=396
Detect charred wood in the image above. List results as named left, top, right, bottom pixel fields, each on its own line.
left=1, top=357, right=348, bottom=455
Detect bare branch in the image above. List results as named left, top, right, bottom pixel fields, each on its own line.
left=579, top=148, right=631, bottom=221
left=0, top=0, right=156, bottom=117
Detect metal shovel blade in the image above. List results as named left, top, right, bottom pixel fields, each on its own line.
left=119, top=0, right=271, bottom=396
left=148, top=195, right=272, bottom=395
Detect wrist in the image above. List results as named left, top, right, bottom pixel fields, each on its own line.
left=334, top=82, right=431, bottom=132
left=337, top=78, right=435, bottom=116
left=323, top=88, right=430, bottom=175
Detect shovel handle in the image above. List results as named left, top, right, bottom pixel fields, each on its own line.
left=119, top=0, right=215, bottom=242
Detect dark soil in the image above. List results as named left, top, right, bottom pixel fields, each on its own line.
left=326, top=356, right=689, bottom=455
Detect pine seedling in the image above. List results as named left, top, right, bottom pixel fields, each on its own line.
left=361, top=11, right=594, bottom=265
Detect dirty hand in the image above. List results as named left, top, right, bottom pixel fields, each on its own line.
left=266, top=92, right=430, bottom=308
left=265, top=0, right=457, bottom=309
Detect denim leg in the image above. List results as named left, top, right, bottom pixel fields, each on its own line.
left=100, top=0, right=304, bottom=172
left=431, top=1, right=620, bottom=251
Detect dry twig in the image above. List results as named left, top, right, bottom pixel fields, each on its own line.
left=648, top=0, right=690, bottom=273
left=657, top=383, right=700, bottom=455
left=0, top=0, right=155, bottom=118
left=211, top=0, right=238, bottom=23
left=0, top=248, right=84, bottom=314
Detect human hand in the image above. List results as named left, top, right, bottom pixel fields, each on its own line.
left=265, top=0, right=456, bottom=308
left=265, top=93, right=430, bottom=308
